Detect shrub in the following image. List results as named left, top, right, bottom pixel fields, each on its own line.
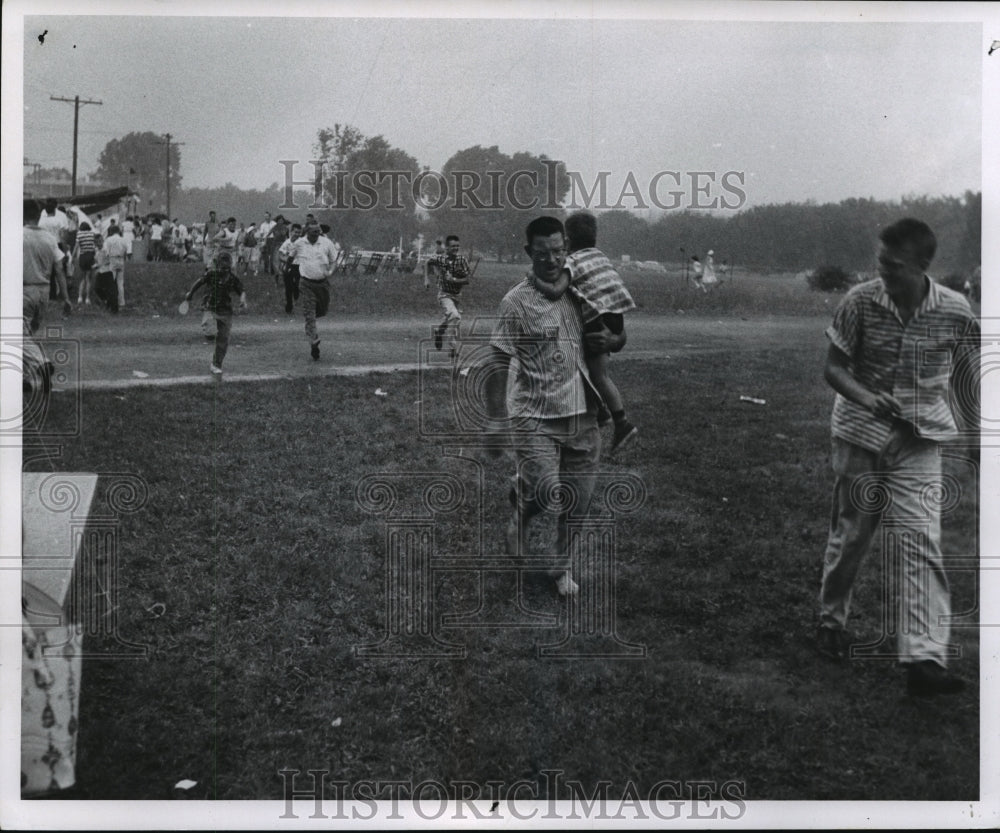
left=807, top=265, right=852, bottom=292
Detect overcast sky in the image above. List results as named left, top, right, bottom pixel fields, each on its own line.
left=12, top=2, right=990, bottom=212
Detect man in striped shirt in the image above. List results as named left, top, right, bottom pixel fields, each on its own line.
left=484, top=216, right=625, bottom=597
left=816, top=218, right=979, bottom=697
left=533, top=211, right=638, bottom=453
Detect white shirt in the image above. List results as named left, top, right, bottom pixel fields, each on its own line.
left=258, top=220, right=275, bottom=238
left=39, top=209, right=69, bottom=237
left=103, top=234, right=129, bottom=259
left=291, top=235, right=338, bottom=280
left=215, top=227, right=239, bottom=251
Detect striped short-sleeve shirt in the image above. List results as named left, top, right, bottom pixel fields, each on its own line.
left=75, top=228, right=96, bottom=254
left=564, top=248, right=636, bottom=323
left=826, top=277, right=980, bottom=452
left=490, top=275, right=595, bottom=419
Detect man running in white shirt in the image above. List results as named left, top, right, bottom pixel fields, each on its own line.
left=290, top=220, right=338, bottom=360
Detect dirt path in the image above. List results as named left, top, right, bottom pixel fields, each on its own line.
left=45, top=311, right=826, bottom=391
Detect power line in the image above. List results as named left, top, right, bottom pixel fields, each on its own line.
left=50, top=94, right=103, bottom=196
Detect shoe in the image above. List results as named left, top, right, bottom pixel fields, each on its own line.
left=610, top=421, right=638, bottom=454
left=597, top=405, right=612, bottom=427
left=311, top=341, right=320, bottom=361
left=210, top=363, right=223, bottom=376
left=906, top=661, right=966, bottom=697
left=434, top=325, right=444, bottom=351
left=816, top=625, right=848, bottom=662
left=555, top=572, right=579, bottom=597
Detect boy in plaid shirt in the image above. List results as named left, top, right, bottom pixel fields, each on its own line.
left=535, top=211, right=637, bottom=453
left=183, top=251, right=247, bottom=376
left=427, top=234, right=471, bottom=358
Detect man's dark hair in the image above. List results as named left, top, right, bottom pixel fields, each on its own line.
left=24, top=198, right=42, bottom=224
left=227, top=217, right=237, bottom=224
left=565, top=211, right=598, bottom=249
left=445, top=234, right=460, bottom=245
left=44, top=197, right=58, bottom=209
left=524, top=216, right=565, bottom=247
left=879, top=218, right=937, bottom=266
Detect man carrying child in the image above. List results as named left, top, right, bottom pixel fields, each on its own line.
left=533, top=211, right=638, bottom=453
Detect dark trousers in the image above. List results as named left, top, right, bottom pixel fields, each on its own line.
left=94, top=271, right=119, bottom=313
left=284, top=265, right=301, bottom=310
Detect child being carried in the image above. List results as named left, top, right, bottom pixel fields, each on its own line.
left=535, top=211, right=638, bottom=453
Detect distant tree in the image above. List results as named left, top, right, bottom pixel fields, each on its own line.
left=92, top=131, right=182, bottom=211
left=311, top=124, right=422, bottom=251
left=174, top=183, right=314, bottom=227
left=439, top=145, right=570, bottom=261
left=593, top=209, right=651, bottom=259
left=38, top=167, right=72, bottom=180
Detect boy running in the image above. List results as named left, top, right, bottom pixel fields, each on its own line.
left=182, top=251, right=247, bottom=376
left=278, top=223, right=303, bottom=314
left=427, top=235, right=471, bottom=359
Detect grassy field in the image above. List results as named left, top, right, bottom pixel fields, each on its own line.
left=26, top=260, right=980, bottom=803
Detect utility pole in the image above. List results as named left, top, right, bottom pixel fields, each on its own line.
left=50, top=94, right=102, bottom=196
left=153, top=133, right=185, bottom=219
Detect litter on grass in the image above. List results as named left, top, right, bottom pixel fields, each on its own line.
left=739, top=395, right=766, bottom=405
left=374, top=388, right=388, bottom=397
left=132, top=370, right=150, bottom=378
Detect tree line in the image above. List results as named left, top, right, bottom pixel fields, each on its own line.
left=88, top=128, right=980, bottom=275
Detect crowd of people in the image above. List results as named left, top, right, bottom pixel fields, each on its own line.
left=31, top=199, right=342, bottom=314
